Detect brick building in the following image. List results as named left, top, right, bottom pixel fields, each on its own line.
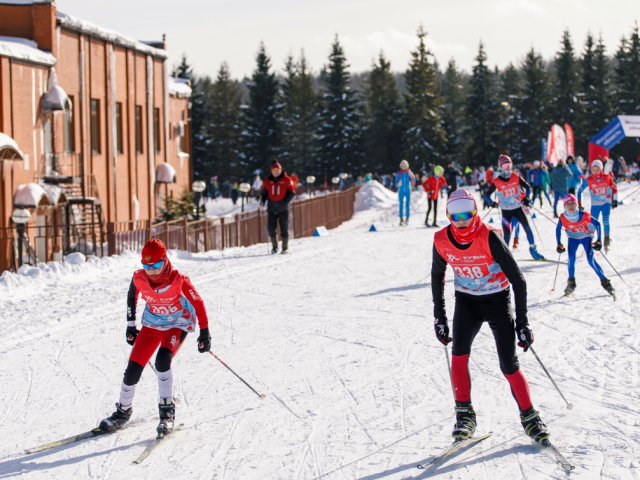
left=0, top=0, right=192, bottom=270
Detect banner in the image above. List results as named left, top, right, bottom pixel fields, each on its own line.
left=588, top=115, right=640, bottom=162
left=548, top=124, right=566, bottom=166
left=564, top=123, right=574, bottom=158
left=542, top=138, right=547, bottom=163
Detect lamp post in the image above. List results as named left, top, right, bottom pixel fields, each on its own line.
left=192, top=180, right=207, bottom=220
left=12, top=208, right=31, bottom=269
left=238, top=182, right=251, bottom=212
left=306, top=176, right=316, bottom=197
left=331, top=177, right=340, bottom=192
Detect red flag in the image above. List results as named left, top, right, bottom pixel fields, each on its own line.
left=564, top=123, right=575, bottom=158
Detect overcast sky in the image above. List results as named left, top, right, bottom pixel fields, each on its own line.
left=58, top=0, right=639, bottom=80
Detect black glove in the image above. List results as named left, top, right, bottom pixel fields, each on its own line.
left=516, top=324, right=534, bottom=352
left=578, top=203, right=584, bottom=212
left=556, top=243, right=565, bottom=254
left=434, top=319, right=452, bottom=346
left=593, top=239, right=602, bottom=251
left=522, top=197, right=531, bottom=207
left=126, top=326, right=139, bottom=346
left=197, top=327, right=211, bottom=353
left=490, top=201, right=499, bottom=208
left=612, top=200, right=618, bottom=209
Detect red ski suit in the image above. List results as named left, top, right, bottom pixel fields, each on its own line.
left=422, top=176, right=448, bottom=200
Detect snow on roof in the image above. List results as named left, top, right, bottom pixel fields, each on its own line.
left=168, top=77, right=191, bottom=98
left=156, top=163, right=177, bottom=183
left=0, top=132, right=25, bottom=160
left=57, top=11, right=168, bottom=59
left=0, top=35, right=56, bottom=66
left=14, top=183, right=47, bottom=208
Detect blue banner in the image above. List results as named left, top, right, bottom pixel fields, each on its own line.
left=590, top=117, right=625, bottom=149
left=541, top=138, right=547, bottom=162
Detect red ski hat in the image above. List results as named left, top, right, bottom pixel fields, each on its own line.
left=141, top=239, right=166, bottom=265
left=498, top=155, right=512, bottom=168
left=271, top=159, right=282, bottom=171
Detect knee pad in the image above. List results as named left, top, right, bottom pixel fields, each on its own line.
left=155, top=347, right=174, bottom=373
left=123, top=361, right=144, bottom=386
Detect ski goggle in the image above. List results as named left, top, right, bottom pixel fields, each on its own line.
left=447, top=210, right=476, bottom=222
left=141, top=258, right=165, bottom=270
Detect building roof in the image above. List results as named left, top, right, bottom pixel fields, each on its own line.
left=168, top=77, right=192, bottom=98
left=0, top=35, right=56, bottom=65
left=57, top=11, right=168, bottom=59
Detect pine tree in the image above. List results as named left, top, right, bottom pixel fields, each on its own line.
left=613, top=23, right=640, bottom=160
left=580, top=34, right=611, bottom=153
left=513, top=49, right=551, bottom=161
left=280, top=51, right=318, bottom=177
left=172, top=53, right=192, bottom=79
left=551, top=30, right=581, bottom=131
left=361, top=52, right=404, bottom=173
left=191, top=75, right=214, bottom=180
left=316, top=35, right=363, bottom=177
left=497, top=63, right=521, bottom=156
left=403, top=26, right=445, bottom=170
left=241, top=43, right=282, bottom=175
left=439, top=59, right=467, bottom=165
left=466, top=42, right=501, bottom=165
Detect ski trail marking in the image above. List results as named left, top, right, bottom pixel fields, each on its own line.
left=401, top=332, right=420, bottom=438
left=351, top=411, right=377, bottom=447
left=271, top=393, right=307, bottom=425
left=294, top=444, right=310, bottom=480
left=327, top=364, right=358, bottom=406
left=24, top=364, right=33, bottom=407
left=52, top=359, right=82, bottom=395
left=192, top=371, right=221, bottom=406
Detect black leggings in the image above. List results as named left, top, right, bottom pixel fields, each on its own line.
left=500, top=207, right=534, bottom=245
left=451, top=291, right=519, bottom=375
left=268, top=210, right=289, bottom=239
left=425, top=199, right=438, bottom=224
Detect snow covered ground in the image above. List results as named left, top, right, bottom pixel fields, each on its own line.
left=1, top=181, right=639, bottom=479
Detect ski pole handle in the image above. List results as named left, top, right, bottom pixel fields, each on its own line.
left=209, top=351, right=266, bottom=400
left=443, top=345, right=456, bottom=403
left=530, top=346, right=573, bottom=410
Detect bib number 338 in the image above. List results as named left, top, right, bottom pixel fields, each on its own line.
left=453, top=264, right=489, bottom=279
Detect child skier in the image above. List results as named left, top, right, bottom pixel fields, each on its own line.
left=99, top=239, right=211, bottom=436
left=396, top=160, right=415, bottom=226
left=422, top=166, right=448, bottom=227
left=484, top=155, right=545, bottom=260
left=577, top=159, right=618, bottom=251
left=431, top=189, right=549, bottom=444
left=556, top=194, right=615, bottom=298
left=260, top=159, right=296, bottom=254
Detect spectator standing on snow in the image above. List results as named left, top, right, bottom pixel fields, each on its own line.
left=395, top=160, right=415, bottom=226
left=550, top=159, right=574, bottom=218
left=230, top=182, right=240, bottom=204
left=612, top=157, right=627, bottom=183
left=444, top=163, right=462, bottom=198
left=251, top=175, right=263, bottom=199
left=260, top=160, right=295, bottom=254
left=603, top=156, right=614, bottom=177
left=210, top=176, right=220, bottom=201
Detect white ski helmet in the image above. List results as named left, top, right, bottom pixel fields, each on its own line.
left=400, top=160, right=409, bottom=169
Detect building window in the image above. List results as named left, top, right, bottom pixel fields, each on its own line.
left=153, top=108, right=161, bottom=153
left=116, top=102, right=124, bottom=154
left=64, top=95, right=74, bottom=153
left=90, top=99, right=100, bottom=154
left=135, top=105, right=143, bottom=154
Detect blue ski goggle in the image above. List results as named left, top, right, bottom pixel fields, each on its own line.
left=447, top=210, right=477, bottom=222
left=141, top=258, right=165, bottom=270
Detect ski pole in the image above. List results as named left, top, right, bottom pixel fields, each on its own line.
left=599, top=250, right=632, bottom=289
left=619, top=185, right=640, bottom=203
left=529, top=346, right=573, bottom=410
left=208, top=351, right=266, bottom=400
left=551, top=253, right=562, bottom=291
left=481, top=206, right=494, bottom=221
left=443, top=345, right=456, bottom=402
left=530, top=205, right=558, bottom=226
left=525, top=207, right=545, bottom=248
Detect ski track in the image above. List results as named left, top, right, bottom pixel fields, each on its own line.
left=1, top=185, right=639, bottom=478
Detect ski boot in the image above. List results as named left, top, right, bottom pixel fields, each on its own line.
left=564, top=278, right=576, bottom=296
left=513, top=237, right=519, bottom=249
left=281, top=237, right=289, bottom=254
left=431, top=222, right=438, bottom=228
left=99, top=403, right=132, bottom=433
left=399, top=218, right=404, bottom=227
left=452, top=401, right=476, bottom=441
left=601, top=277, right=616, bottom=300
left=270, top=237, right=278, bottom=255
left=520, top=407, right=550, bottom=444
left=604, top=236, right=611, bottom=252
left=404, top=217, right=410, bottom=226
left=553, top=212, right=559, bottom=219
left=529, top=244, right=545, bottom=261
left=157, top=398, right=175, bottom=436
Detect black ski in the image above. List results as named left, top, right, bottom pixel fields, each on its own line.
left=24, top=417, right=156, bottom=454
left=417, top=432, right=492, bottom=470
left=133, top=423, right=184, bottom=464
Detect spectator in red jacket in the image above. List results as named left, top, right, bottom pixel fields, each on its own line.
left=422, top=166, right=448, bottom=227
left=260, top=159, right=295, bottom=254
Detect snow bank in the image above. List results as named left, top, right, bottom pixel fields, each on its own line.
left=354, top=180, right=397, bottom=212
left=0, top=36, right=56, bottom=66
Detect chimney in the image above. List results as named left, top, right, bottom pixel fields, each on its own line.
left=33, top=1, right=56, bottom=53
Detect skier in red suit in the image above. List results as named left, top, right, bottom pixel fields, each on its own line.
left=431, top=189, right=550, bottom=444
left=99, top=239, right=211, bottom=436
left=422, top=165, right=448, bottom=227
left=260, top=159, right=296, bottom=254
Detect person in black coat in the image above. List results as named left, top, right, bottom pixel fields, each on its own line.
left=444, top=163, right=462, bottom=198
left=260, top=159, right=295, bottom=254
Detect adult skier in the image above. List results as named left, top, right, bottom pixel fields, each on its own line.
left=260, top=159, right=295, bottom=254
left=431, top=189, right=549, bottom=444
left=528, top=161, right=545, bottom=207
left=549, top=159, right=574, bottom=218
left=99, top=239, right=211, bottom=435
left=422, top=166, right=448, bottom=227
left=396, top=160, right=415, bottom=226
left=577, top=159, right=618, bottom=252
left=484, top=155, right=545, bottom=261
left=444, top=163, right=462, bottom=198
left=555, top=194, right=615, bottom=298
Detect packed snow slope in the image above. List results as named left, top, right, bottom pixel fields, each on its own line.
left=1, top=183, right=640, bottom=479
